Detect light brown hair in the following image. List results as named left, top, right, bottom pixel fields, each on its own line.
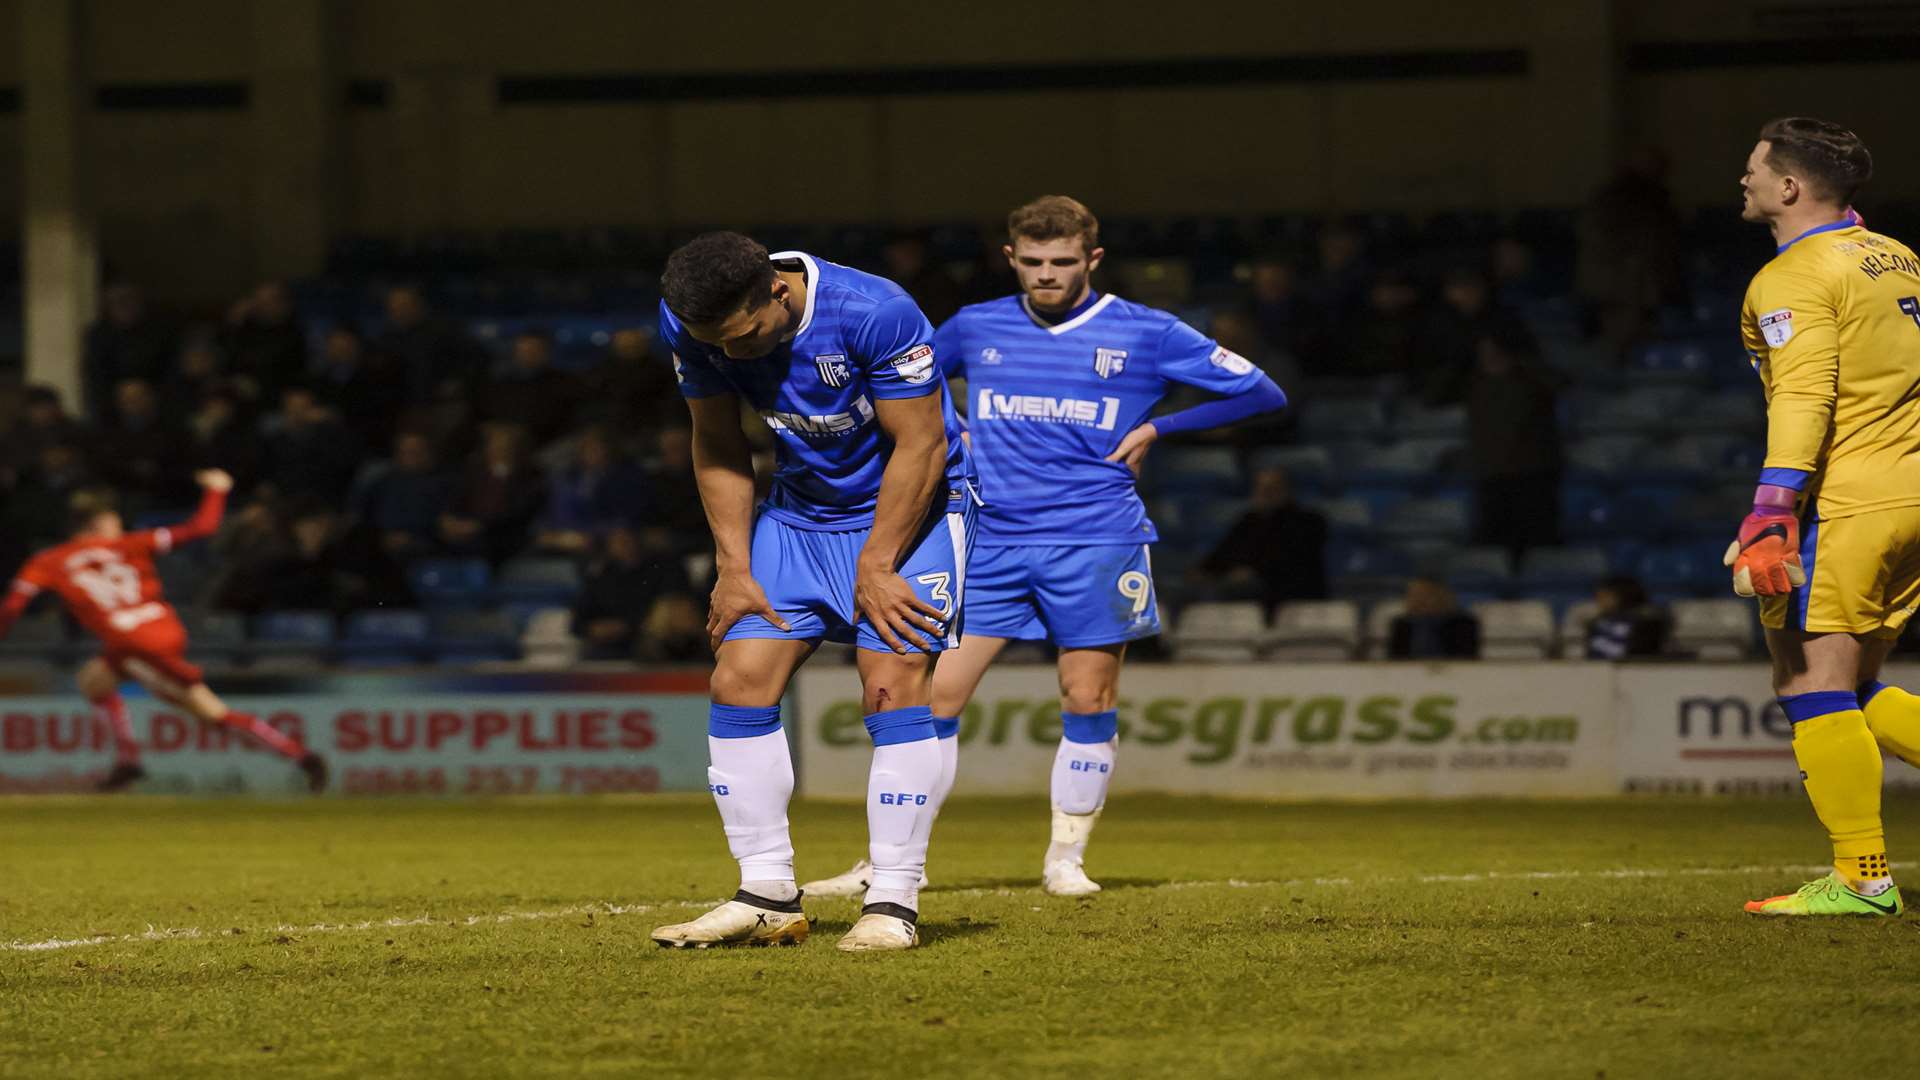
left=1007, top=195, right=1100, bottom=253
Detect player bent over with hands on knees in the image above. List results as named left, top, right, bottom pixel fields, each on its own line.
left=646, top=232, right=976, bottom=952
left=804, top=196, right=1286, bottom=900
left=0, top=469, right=329, bottom=793
left=1729, top=118, right=1920, bottom=917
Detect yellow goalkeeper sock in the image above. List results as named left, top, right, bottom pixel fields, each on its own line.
left=1859, top=680, right=1920, bottom=768
left=1781, top=693, right=1887, bottom=889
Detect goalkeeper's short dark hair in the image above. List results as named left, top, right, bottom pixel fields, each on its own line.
left=661, top=231, right=775, bottom=325
left=1760, top=117, right=1873, bottom=205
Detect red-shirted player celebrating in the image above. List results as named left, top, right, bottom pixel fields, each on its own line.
left=0, top=470, right=329, bottom=793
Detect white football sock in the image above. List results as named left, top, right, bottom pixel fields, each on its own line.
left=707, top=729, right=795, bottom=894
left=931, top=730, right=959, bottom=811
left=1047, top=735, right=1116, bottom=865
left=864, top=736, right=944, bottom=912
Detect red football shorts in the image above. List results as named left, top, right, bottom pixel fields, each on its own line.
left=101, top=617, right=203, bottom=692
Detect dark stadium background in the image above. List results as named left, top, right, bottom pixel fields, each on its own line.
left=3, top=0, right=1918, bottom=667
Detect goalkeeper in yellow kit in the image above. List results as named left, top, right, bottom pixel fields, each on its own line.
left=1730, top=117, right=1920, bottom=916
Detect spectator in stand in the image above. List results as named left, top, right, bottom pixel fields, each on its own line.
left=315, top=325, right=406, bottom=455
left=440, top=422, right=546, bottom=564
left=1388, top=577, right=1481, bottom=660
left=1193, top=466, right=1328, bottom=607
left=571, top=526, right=701, bottom=661
left=483, top=330, right=580, bottom=448
left=216, top=497, right=411, bottom=615
left=1211, top=308, right=1300, bottom=420
left=377, top=283, right=489, bottom=401
left=162, top=332, right=229, bottom=420
left=1466, top=326, right=1565, bottom=562
left=1306, top=223, right=1373, bottom=324
left=1418, top=265, right=1539, bottom=406
left=224, top=280, right=308, bottom=407
left=1583, top=575, right=1671, bottom=660
left=882, top=229, right=965, bottom=326
left=3, top=443, right=96, bottom=555
left=2, top=385, right=90, bottom=476
left=1245, top=257, right=1326, bottom=375
left=644, top=425, right=709, bottom=557
left=354, top=430, right=455, bottom=559
left=186, top=386, right=264, bottom=493
left=263, top=384, right=364, bottom=504
left=582, top=327, right=680, bottom=434
left=95, top=377, right=192, bottom=508
left=534, top=427, right=650, bottom=556
left=1576, top=145, right=1688, bottom=356
left=1342, top=268, right=1424, bottom=379
left=83, top=282, right=175, bottom=420
left=1490, top=236, right=1554, bottom=309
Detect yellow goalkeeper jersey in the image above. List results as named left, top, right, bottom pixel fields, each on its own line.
left=1741, top=219, right=1920, bottom=519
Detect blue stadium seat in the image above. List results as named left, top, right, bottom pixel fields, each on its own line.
left=1440, top=546, right=1516, bottom=592
left=1338, top=485, right=1414, bottom=525
left=1396, top=403, right=1468, bottom=439
left=339, top=610, right=432, bottom=665
left=491, top=557, right=583, bottom=606
left=431, top=610, right=521, bottom=664
left=0, top=612, right=70, bottom=664
left=1311, top=497, right=1375, bottom=538
left=1297, top=397, right=1388, bottom=442
left=1690, top=391, right=1767, bottom=433
left=1634, top=542, right=1727, bottom=593
left=409, top=559, right=492, bottom=607
left=1631, top=338, right=1719, bottom=381
left=1329, top=544, right=1411, bottom=603
left=183, top=611, right=248, bottom=668
left=1377, top=497, right=1471, bottom=541
left=1564, top=435, right=1649, bottom=481
left=1560, top=484, right=1626, bottom=537
left=1519, top=546, right=1611, bottom=591
left=1247, top=445, right=1334, bottom=488
left=1341, top=438, right=1462, bottom=487
left=1569, top=386, right=1698, bottom=437
left=251, top=611, right=336, bottom=664
left=1150, top=447, right=1243, bottom=494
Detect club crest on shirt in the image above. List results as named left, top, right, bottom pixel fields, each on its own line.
left=979, top=347, right=1004, bottom=365
left=814, top=354, right=850, bottom=388
left=1758, top=308, right=1794, bottom=347
left=1094, top=347, right=1128, bottom=379
left=1209, top=346, right=1255, bottom=376
left=890, top=344, right=936, bottom=384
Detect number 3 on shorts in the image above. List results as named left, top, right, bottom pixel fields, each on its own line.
left=916, top=572, right=953, bottom=618
left=1117, top=570, right=1152, bottom=615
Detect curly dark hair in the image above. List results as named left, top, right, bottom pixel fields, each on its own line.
left=660, top=231, right=776, bottom=325
left=1759, top=117, right=1873, bottom=205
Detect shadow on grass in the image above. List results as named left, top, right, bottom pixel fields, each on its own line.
left=923, top=876, right=1169, bottom=893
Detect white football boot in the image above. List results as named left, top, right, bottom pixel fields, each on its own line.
left=650, top=890, right=810, bottom=949
left=1042, top=859, right=1102, bottom=897
left=801, top=858, right=930, bottom=899
left=836, top=903, right=919, bottom=952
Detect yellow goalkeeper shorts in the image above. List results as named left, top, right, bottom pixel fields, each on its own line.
left=1760, top=507, right=1920, bottom=637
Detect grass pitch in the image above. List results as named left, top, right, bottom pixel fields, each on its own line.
left=5, top=795, right=1920, bottom=1079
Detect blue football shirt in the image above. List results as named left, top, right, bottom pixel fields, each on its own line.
left=934, top=293, right=1262, bottom=545
left=660, top=251, right=973, bottom=531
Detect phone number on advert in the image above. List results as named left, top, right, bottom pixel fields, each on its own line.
left=340, top=766, right=661, bottom=795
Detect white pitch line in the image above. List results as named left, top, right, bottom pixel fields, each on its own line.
left=6, top=861, right=1906, bottom=955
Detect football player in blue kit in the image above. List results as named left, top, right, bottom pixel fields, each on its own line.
left=647, top=232, right=976, bottom=952
left=805, top=196, right=1287, bottom=898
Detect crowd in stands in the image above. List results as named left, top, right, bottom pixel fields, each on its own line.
left=6, top=152, right=1916, bottom=666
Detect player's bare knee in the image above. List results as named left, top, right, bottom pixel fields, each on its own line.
left=709, top=661, right=783, bottom=708
left=859, top=652, right=933, bottom=713
left=76, top=660, right=115, bottom=700
left=1058, top=673, right=1118, bottom=715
